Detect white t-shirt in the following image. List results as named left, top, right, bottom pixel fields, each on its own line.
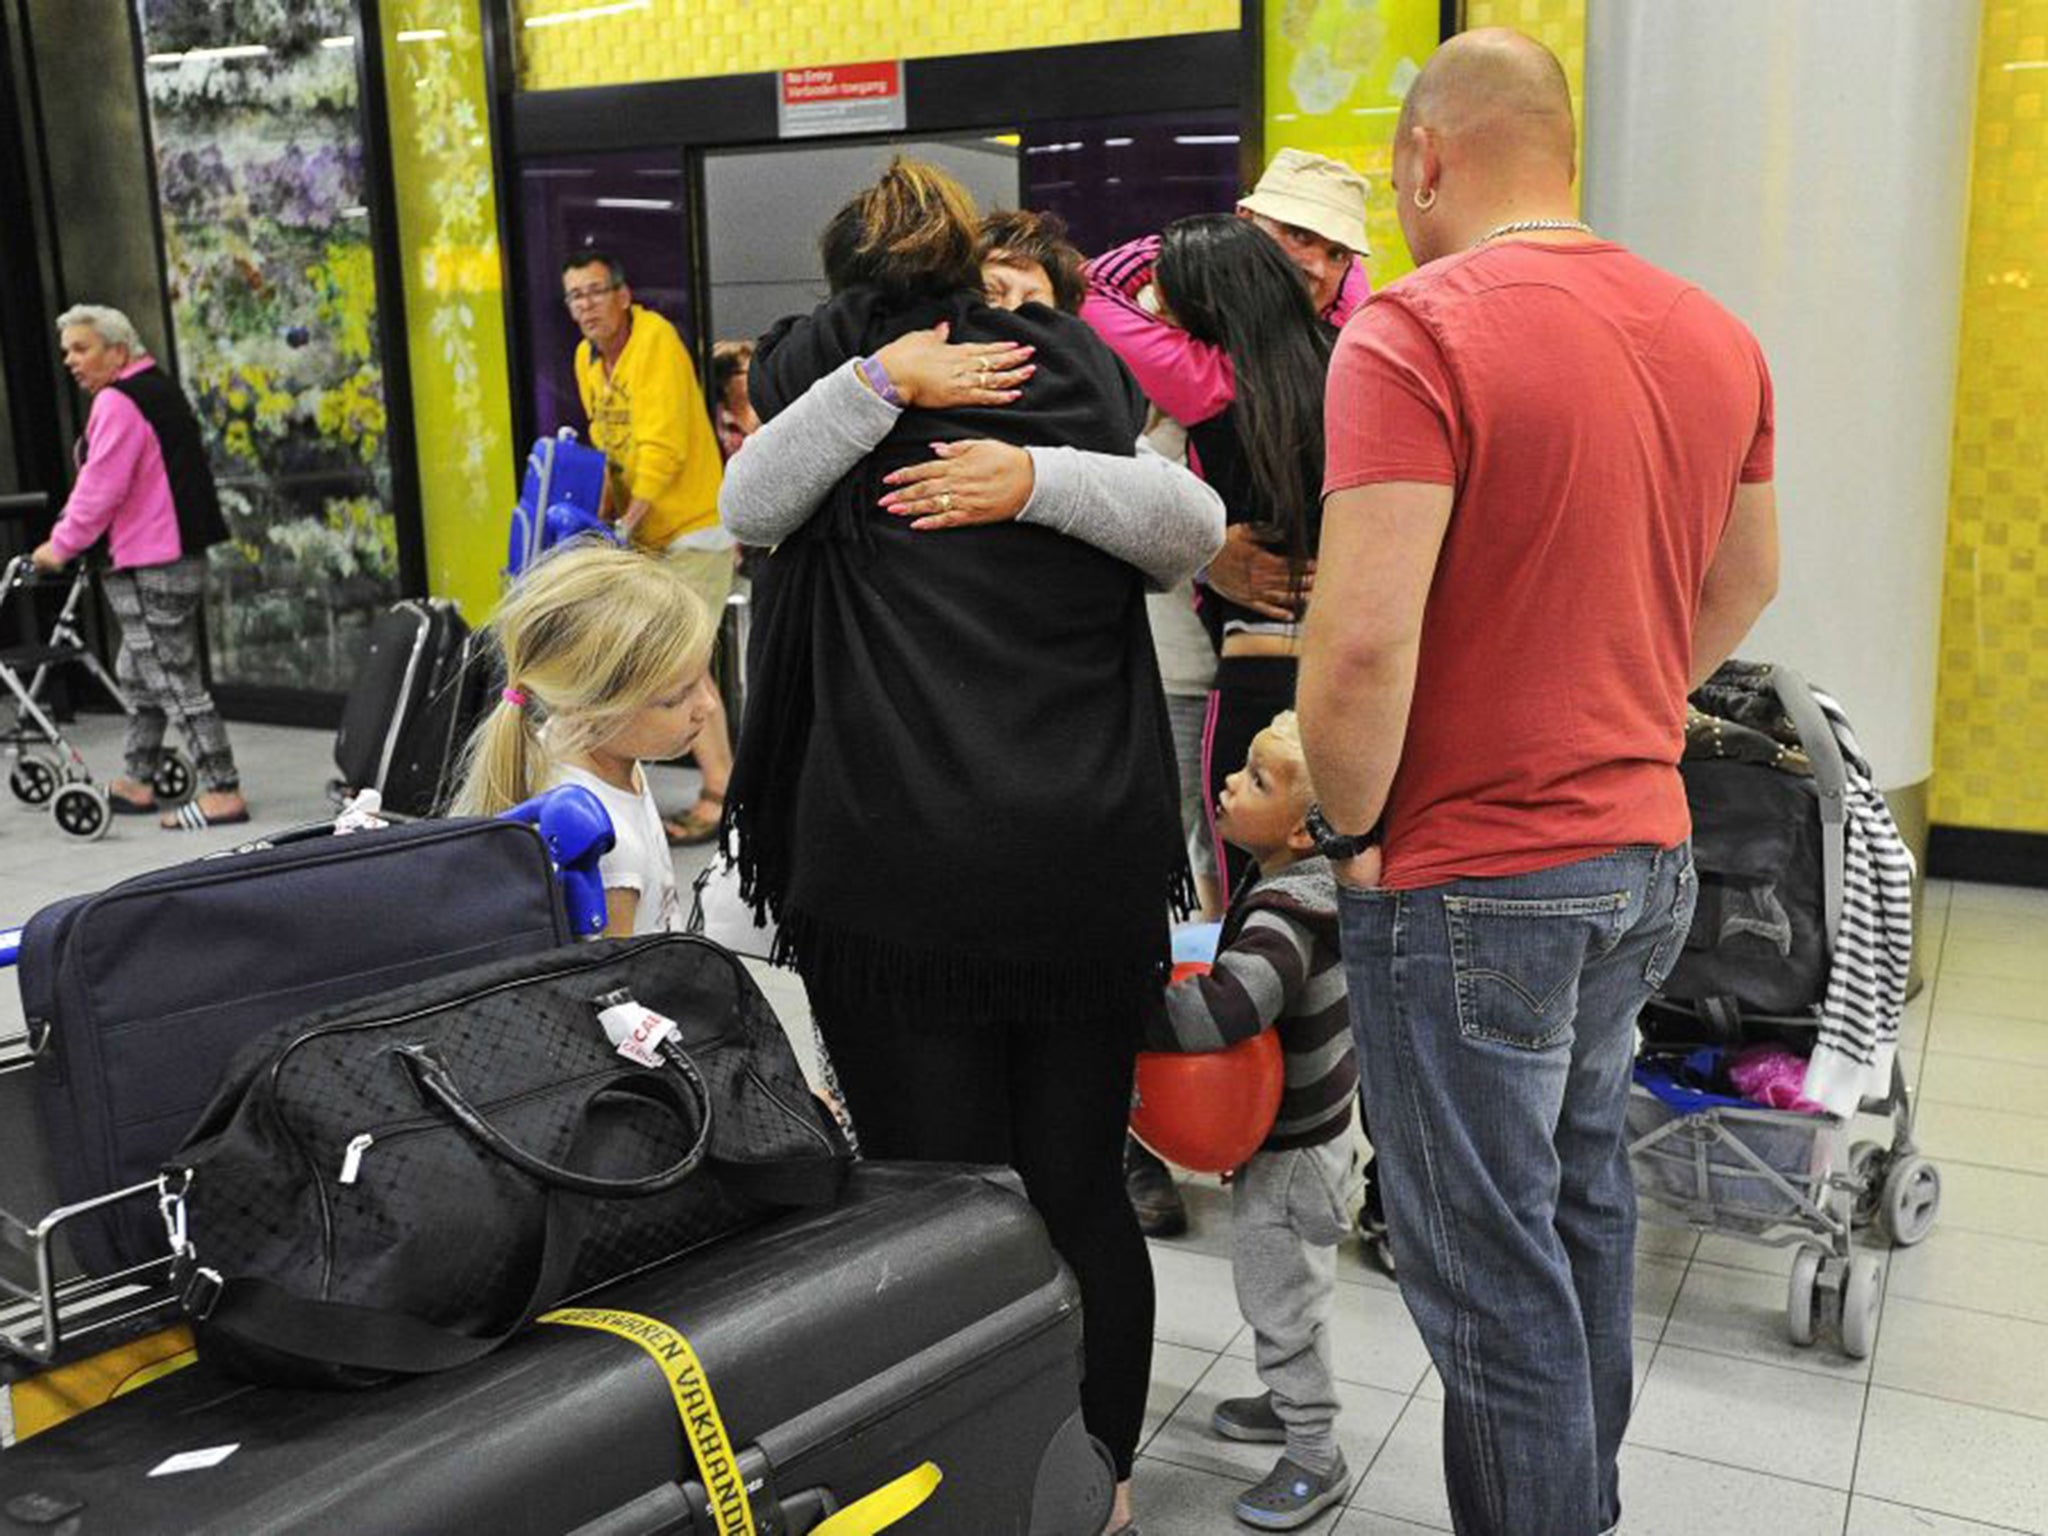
left=551, top=761, right=682, bottom=935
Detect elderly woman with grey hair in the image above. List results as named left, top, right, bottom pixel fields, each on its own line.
left=31, top=304, right=248, bottom=828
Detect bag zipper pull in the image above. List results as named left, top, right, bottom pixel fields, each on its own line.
left=338, top=1132, right=375, bottom=1185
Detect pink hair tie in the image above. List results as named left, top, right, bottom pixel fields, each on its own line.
left=501, top=686, right=529, bottom=708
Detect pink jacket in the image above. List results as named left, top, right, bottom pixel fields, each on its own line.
left=51, top=357, right=184, bottom=569
left=1080, top=235, right=1371, bottom=428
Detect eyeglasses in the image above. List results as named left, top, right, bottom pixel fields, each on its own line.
left=563, top=282, right=621, bottom=309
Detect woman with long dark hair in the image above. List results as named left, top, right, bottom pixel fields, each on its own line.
left=719, top=159, right=1220, bottom=1535
left=1128, top=214, right=1334, bottom=895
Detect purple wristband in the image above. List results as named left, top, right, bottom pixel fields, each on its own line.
left=857, top=354, right=905, bottom=408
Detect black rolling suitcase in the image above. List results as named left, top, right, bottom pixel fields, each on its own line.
left=19, top=817, right=573, bottom=1276
left=333, top=599, right=493, bottom=816
left=0, top=1163, right=1114, bottom=1536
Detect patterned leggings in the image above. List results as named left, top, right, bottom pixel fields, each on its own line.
left=99, top=559, right=239, bottom=792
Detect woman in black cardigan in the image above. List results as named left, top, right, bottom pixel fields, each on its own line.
left=722, top=160, right=1205, bottom=1532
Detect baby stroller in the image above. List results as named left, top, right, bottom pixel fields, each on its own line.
left=1626, top=662, right=1938, bottom=1359
left=0, top=549, right=196, bottom=842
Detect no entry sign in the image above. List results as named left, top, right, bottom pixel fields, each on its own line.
left=777, top=61, right=907, bottom=138
left=774, top=61, right=905, bottom=140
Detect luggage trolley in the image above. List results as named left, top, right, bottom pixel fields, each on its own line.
left=0, top=495, right=198, bottom=841
left=1625, top=664, right=1939, bottom=1360
left=0, top=789, right=615, bottom=1405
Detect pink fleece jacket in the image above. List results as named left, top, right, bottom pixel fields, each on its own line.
left=1080, top=234, right=1372, bottom=429
left=50, top=357, right=184, bottom=570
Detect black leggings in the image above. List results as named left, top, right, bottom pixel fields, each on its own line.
left=805, top=974, right=1155, bottom=1479
left=1202, top=653, right=1299, bottom=897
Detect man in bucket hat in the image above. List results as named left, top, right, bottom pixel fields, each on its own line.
left=1237, top=146, right=1373, bottom=326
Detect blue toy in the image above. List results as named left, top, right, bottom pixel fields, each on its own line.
left=500, top=783, right=617, bottom=938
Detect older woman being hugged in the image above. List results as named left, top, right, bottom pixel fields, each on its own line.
left=722, top=161, right=1220, bottom=1535
left=32, top=305, right=246, bottom=829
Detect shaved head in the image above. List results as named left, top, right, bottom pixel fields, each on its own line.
left=1389, top=27, right=1581, bottom=264
left=1398, top=28, right=1576, bottom=178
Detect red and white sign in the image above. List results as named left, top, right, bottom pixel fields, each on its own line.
left=777, top=61, right=907, bottom=138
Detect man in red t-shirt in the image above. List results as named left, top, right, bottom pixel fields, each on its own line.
left=1297, top=29, right=1778, bottom=1536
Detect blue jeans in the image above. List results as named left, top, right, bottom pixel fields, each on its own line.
left=1337, top=844, right=1696, bottom=1536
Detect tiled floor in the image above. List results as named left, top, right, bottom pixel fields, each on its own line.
left=4, top=719, right=2046, bottom=1533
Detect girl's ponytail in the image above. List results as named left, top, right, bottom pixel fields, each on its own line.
left=452, top=692, right=544, bottom=816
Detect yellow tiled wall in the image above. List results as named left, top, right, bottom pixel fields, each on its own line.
left=513, top=0, right=1240, bottom=90
left=1933, top=1, right=2048, bottom=833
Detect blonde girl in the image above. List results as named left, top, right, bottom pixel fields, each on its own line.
left=455, top=542, right=718, bottom=936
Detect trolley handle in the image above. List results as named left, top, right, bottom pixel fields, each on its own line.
left=0, top=491, right=51, bottom=518
left=1765, top=666, right=1848, bottom=954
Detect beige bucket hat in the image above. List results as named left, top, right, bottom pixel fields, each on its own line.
left=1237, top=148, right=1371, bottom=257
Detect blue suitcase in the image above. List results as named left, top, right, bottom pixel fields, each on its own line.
left=14, top=817, right=588, bottom=1278
left=509, top=429, right=612, bottom=577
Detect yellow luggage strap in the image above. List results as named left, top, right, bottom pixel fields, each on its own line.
left=811, top=1462, right=942, bottom=1536
left=539, top=1307, right=939, bottom=1536
left=541, top=1306, right=757, bottom=1536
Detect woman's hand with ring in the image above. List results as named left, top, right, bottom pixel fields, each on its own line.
left=879, top=440, right=1036, bottom=530
left=872, top=322, right=1035, bottom=409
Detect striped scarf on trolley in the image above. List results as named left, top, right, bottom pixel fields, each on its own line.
left=1800, top=687, right=1917, bottom=1116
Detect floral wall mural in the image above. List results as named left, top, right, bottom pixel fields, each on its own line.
left=137, top=0, right=399, bottom=692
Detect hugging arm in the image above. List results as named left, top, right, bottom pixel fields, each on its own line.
left=1015, top=441, right=1223, bottom=589
left=718, top=361, right=897, bottom=545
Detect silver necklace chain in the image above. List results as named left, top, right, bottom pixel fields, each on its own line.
left=1473, top=217, right=1596, bottom=247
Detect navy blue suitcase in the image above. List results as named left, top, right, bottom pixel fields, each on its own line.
left=0, top=1163, right=1114, bottom=1536
left=19, top=818, right=574, bottom=1277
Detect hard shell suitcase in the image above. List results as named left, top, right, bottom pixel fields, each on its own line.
left=510, top=429, right=611, bottom=578
left=332, top=599, right=488, bottom=816
left=20, top=817, right=573, bottom=1276
left=0, top=1163, right=1115, bottom=1536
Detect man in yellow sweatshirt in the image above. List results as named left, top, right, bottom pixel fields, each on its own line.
left=565, top=250, right=731, bottom=844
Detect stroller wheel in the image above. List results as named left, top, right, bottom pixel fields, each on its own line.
left=1840, top=1252, right=1882, bottom=1359
left=50, top=781, right=110, bottom=842
left=1848, top=1140, right=1888, bottom=1229
left=1786, top=1245, right=1822, bottom=1347
left=152, top=749, right=196, bottom=807
left=1880, top=1155, right=1941, bottom=1247
left=9, top=752, right=60, bottom=806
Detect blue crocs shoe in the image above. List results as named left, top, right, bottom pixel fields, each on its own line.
left=1234, top=1452, right=1351, bottom=1531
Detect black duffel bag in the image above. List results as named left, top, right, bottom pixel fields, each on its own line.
left=161, top=933, right=849, bottom=1387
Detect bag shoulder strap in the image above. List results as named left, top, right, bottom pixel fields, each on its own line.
left=192, top=1183, right=586, bottom=1375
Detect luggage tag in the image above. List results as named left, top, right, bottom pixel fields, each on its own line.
left=594, top=989, right=681, bottom=1070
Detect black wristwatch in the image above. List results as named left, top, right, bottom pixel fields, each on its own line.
left=1305, top=802, right=1380, bottom=861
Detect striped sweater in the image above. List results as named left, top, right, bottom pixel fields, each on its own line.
left=1150, top=855, right=1358, bottom=1152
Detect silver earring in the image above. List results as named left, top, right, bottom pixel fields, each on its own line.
left=1413, top=185, right=1437, bottom=212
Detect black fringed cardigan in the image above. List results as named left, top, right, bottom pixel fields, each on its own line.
left=725, top=285, right=1191, bottom=1026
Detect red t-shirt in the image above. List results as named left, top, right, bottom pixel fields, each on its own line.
left=1323, top=240, right=1775, bottom=889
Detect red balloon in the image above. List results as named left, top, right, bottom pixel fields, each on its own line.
left=1133, top=961, right=1285, bottom=1173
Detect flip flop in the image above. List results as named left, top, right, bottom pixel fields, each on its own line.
left=163, top=801, right=253, bottom=831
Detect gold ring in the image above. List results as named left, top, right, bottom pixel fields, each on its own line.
left=976, top=358, right=991, bottom=377
left=939, top=491, right=954, bottom=513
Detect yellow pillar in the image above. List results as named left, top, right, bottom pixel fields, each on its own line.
left=379, top=3, right=519, bottom=624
